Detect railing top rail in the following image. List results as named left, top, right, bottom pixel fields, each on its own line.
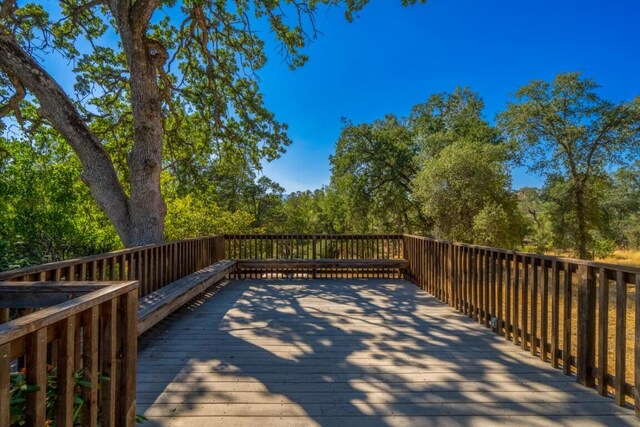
left=223, top=234, right=404, bottom=238
left=0, top=235, right=221, bottom=280
left=402, top=234, right=640, bottom=275
left=0, top=281, right=138, bottom=345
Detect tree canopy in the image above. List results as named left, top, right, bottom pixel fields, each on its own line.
left=499, top=72, right=640, bottom=258
left=0, top=0, right=426, bottom=246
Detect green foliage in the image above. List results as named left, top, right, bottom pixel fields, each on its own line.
left=413, top=140, right=526, bottom=248
left=0, top=134, right=120, bottom=270
left=409, top=87, right=501, bottom=157
left=279, top=189, right=336, bottom=234
left=329, top=115, right=424, bottom=233
left=164, top=192, right=256, bottom=240
left=498, top=72, right=640, bottom=258
left=9, top=366, right=145, bottom=426
left=603, top=161, right=640, bottom=249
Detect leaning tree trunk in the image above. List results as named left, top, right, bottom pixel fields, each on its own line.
left=0, top=34, right=133, bottom=244
left=0, top=27, right=167, bottom=247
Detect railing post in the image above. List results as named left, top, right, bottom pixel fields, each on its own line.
left=118, top=288, right=138, bottom=426
left=312, top=236, right=317, bottom=279
left=448, top=243, right=454, bottom=307
left=577, top=264, right=596, bottom=387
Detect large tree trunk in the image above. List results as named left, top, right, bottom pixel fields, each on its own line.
left=110, top=0, right=166, bottom=246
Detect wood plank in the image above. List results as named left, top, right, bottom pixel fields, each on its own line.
left=137, top=260, right=236, bottom=335
left=0, top=282, right=115, bottom=308
left=25, top=328, right=47, bottom=426
left=56, top=317, right=75, bottom=427
left=615, top=271, right=627, bottom=406
left=136, top=278, right=632, bottom=424
left=577, top=265, right=596, bottom=387
left=0, top=343, right=9, bottom=427
left=101, top=299, right=118, bottom=427
left=563, top=264, right=572, bottom=375
left=635, top=273, right=640, bottom=415
left=81, top=306, right=99, bottom=427
left=119, top=290, right=138, bottom=426
left=237, top=259, right=409, bottom=270
left=598, top=268, right=609, bottom=396
left=0, top=282, right=137, bottom=346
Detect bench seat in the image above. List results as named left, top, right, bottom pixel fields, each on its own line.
left=137, top=259, right=236, bottom=335
left=236, top=258, right=409, bottom=270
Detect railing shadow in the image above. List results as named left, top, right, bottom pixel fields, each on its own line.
left=136, top=279, right=634, bottom=426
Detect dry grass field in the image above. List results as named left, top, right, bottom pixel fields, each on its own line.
left=598, top=249, right=640, bottom=268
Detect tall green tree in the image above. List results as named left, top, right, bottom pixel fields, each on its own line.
left=409, top=87, right=500, bottom=157
left=329, top=115, right=426, bottom=233
left=413, top=140, right=526, bottom=248
left=0, top=0, right=426, bottom=247
left=499, top=72, right=640, bottom=259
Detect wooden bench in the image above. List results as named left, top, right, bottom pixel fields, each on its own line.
left=237, top=259, right=409, bottom=270
left=236, top=259, right=408, bottom=278
left=137, top=259, right=236, bottom=335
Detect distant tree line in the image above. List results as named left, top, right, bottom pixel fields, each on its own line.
left=1, top=72, right=639, bottom=268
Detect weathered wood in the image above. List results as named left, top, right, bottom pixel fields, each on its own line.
left=635, top=273, right=640, bottom=415
left=0, top=343, right=9, bottom=427
left=236, top=258, right=409, bottom=270
left=101, top=299, right=118, bottom=427
left=521, top=256, right=529, bottom=351
left=25, top=328, right=47, bottom=426
left=551, top=260, right=560, bottom=369
left=616, top=271, right=627, bottom=406
left=531, top=257, right=539, bottom=357
left=137, top=278, right=632, bottom=425
left=0, top=281, right=114, bottom=308
left=120, top=290, right=138, bottom=426
left=401, top=235, right=640, bottom=411
left=137, top=260, right=237, bottom=335
left=577, top=265, right=597, bottom=387
left=0, top=236, right=225, bottom=301
left=563, top=264, right=572, bottom=375
left=598, top=268, right=609, bottom=397
left=540, top=262, right=549, bottom=362
left=81, top=306, right=99, bottom=427
left=56, top=317, right=75, bottom=427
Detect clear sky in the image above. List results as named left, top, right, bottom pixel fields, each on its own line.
left=256, top=0, right=640, bottom=192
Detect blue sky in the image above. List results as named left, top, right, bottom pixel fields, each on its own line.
left=256, top=0, right=640, bottom=192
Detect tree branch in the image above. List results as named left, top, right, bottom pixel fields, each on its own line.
left=0, top=69, right=25, bottom=123
left=0, top=33, right=132, bottom=242
left=130, top=0, right=158, bottom=27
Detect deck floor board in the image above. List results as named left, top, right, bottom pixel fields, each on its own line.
left=137, top=279, right=637, bottom=426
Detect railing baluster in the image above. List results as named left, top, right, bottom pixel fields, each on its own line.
left=57, top=316, right=75, bottom=427
left=615, top=270, right=627, bottom=406
left=25, top=329, right=47, bottom=426
left=598, top=268, right=609, bottom=396
left=0, top=342, right=9, bottom=427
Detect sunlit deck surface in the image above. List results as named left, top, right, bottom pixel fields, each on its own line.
left=137, top=279, right=637, bottom=426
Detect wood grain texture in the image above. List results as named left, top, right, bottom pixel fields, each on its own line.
left=136, top=279, right=634, bottom=426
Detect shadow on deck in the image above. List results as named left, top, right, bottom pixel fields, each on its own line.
left=137, top=279, right=636, bottom=426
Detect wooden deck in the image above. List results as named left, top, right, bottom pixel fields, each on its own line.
left=137, top=279, right=638, bottom=426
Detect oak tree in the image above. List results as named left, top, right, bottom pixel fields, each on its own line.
left=499, top=73, right=640, bottom=259
left=0, top=0, right=425, bottom=246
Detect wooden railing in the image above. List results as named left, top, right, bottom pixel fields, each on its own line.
left=403, top=234, right=640, bottom=413
left=224, top=234, right=404, bottom=278
left=0, top=236, right=225, bottom=324
left=0, top=281, right=139, bottom=426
